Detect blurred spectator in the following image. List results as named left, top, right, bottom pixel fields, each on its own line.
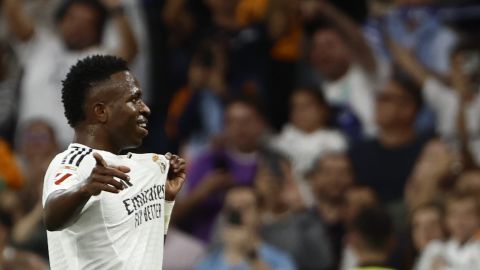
left=10, top=119, right=59, bottom=259
left=164, top=227, right=207, bottom=270
left=235, top=0, right=268, bottom=27
left=162, top=0, right=270, bottom=96
left=416, top=191, right=480, bottom=269
left=0, top=42, right=21, bottom=143
left=349, top=73, right=430, bottom=212
left=199, top=0, right=271, bottom=94
left=165, top=40, right=227, bottom=160
left=389, top=36, right=480, bottom=167
left=253, top=149, right=302, bottom=225
left=264, top=0, right=303, bottom=129
left=173, top=97, right=267, bottom=242
left=1, top=0, right=138, bottom=146
left=104, top=0, right=152, bottom=102
left=0, top=209, right=48, bottom=270
left=340, top=186, right=379, bottom=270
left=301, top=0, right=388, bottom=139
left=196, top=187, right=296, bottom=270
left=262, top=152, right=353, bottom=270
left=367, top=0, right=458, bottom=75
left=405, top=139, right=457, bottom=211
left=347, top=207, right=395, bottom=270
left=410, top=203, right=446, bottom=270
left=0, top=138, right=23, bottom=191
left=456, top=169, right=480, bottom=196
left=343, top=186, right=379, bottom=226
left=271, top=87, right=347, bottom=206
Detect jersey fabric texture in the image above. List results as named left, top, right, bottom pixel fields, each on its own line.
left=42, top=143, right=170, bottom=270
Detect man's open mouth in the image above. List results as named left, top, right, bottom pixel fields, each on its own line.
left=137, top=118, right=149, bottom=134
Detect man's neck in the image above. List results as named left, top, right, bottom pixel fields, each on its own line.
left=73, top=128, right=120, bottom=154
left=378, top=127, right=415, bottom=148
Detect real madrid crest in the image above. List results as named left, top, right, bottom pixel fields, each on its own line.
left=160, top=162, right=166, bottom=174
left=152, top=154, right=167, bottom=173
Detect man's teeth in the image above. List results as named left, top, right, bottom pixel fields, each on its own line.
left=138, top=123, right=147, bottom=128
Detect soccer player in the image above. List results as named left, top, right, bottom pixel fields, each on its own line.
left=41, top=55, right=186, bottom=270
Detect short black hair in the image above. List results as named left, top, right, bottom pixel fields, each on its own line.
left=62, top=55, right=129, bottom=127
left=54, top=0, right=108, bottom=44
left=351, top=206, right=393, bottom=251
left=291, top=86, right=328, bottom=107
left=224, top=95, right=267, bottom=121
left=391, top=68, right=424, bottom=109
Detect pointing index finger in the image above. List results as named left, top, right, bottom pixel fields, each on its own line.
left=93, top=152, right=108, bottom=167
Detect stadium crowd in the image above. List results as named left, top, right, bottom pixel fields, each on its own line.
left=1, top=0, right=480, bottom=269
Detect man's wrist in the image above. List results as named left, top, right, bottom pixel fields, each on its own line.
left=75, top=182, right=93, bottom=199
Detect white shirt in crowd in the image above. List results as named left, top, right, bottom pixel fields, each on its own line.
left=14, top=29, right=106, bottom=146
left=271, top=124, right=347, bottom=205
left=423, top=78, right=480, bottom=164
left=415, top=239, right=480, bottom=270
left=42, top=143, right=172, bottom=270
left=339, top=245, right=358, bottom=270
left=321, top=63, right=388, bottom=137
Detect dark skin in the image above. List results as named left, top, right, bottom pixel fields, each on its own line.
left=43, top=71, right=186, bottom=231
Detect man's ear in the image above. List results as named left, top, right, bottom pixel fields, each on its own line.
left=93, top=103, right=108, bottom=123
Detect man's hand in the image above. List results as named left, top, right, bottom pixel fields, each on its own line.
left=78, top=153, right=131, bottom=196
left=165, top=153, right=186, bottom=201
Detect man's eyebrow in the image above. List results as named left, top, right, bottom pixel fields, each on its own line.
left=130, top=88, right=142, bottom=97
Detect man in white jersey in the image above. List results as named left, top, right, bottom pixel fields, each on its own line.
left=42, top=55, right=186, bottom=270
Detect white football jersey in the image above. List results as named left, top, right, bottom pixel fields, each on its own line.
left=42, top=143, right=170, bottom=270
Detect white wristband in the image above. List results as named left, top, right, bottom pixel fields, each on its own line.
left=164, top=200, right=175, bottom=235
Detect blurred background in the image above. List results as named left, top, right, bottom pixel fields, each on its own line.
left=1, top=0, right=480, bottom=269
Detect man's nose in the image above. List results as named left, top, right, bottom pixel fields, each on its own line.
left=140, top=100, right=151, bottom=116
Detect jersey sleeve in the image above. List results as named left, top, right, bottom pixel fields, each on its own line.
left=42, top=154, right=95, bottom=206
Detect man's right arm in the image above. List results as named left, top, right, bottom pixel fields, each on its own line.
left=1, top=0, right=35, bottom=42
left=43, top=153, right=130, bottom=231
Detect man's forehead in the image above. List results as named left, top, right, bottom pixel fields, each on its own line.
left=108, top=71, right=140, bottom=86
left=92, top=71, right=141, bottom=95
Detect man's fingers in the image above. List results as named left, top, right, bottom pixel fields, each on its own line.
left=95, top=166, right=130, bottom=182
left=169, top=155, right=185, bottom=172
left=95, top=182, right=121, bottom=194
left=172, top=159, right=186, bottom=173
left=95, top=175, right=124, bottom=191
left=93, top=152, right=108, bottom=167
left=116, top=165, right=131, bottom=173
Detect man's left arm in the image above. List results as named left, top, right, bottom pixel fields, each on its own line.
left=101, top=0, right=138, bottom=63
left=164, top=153, right=186, bottom=238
